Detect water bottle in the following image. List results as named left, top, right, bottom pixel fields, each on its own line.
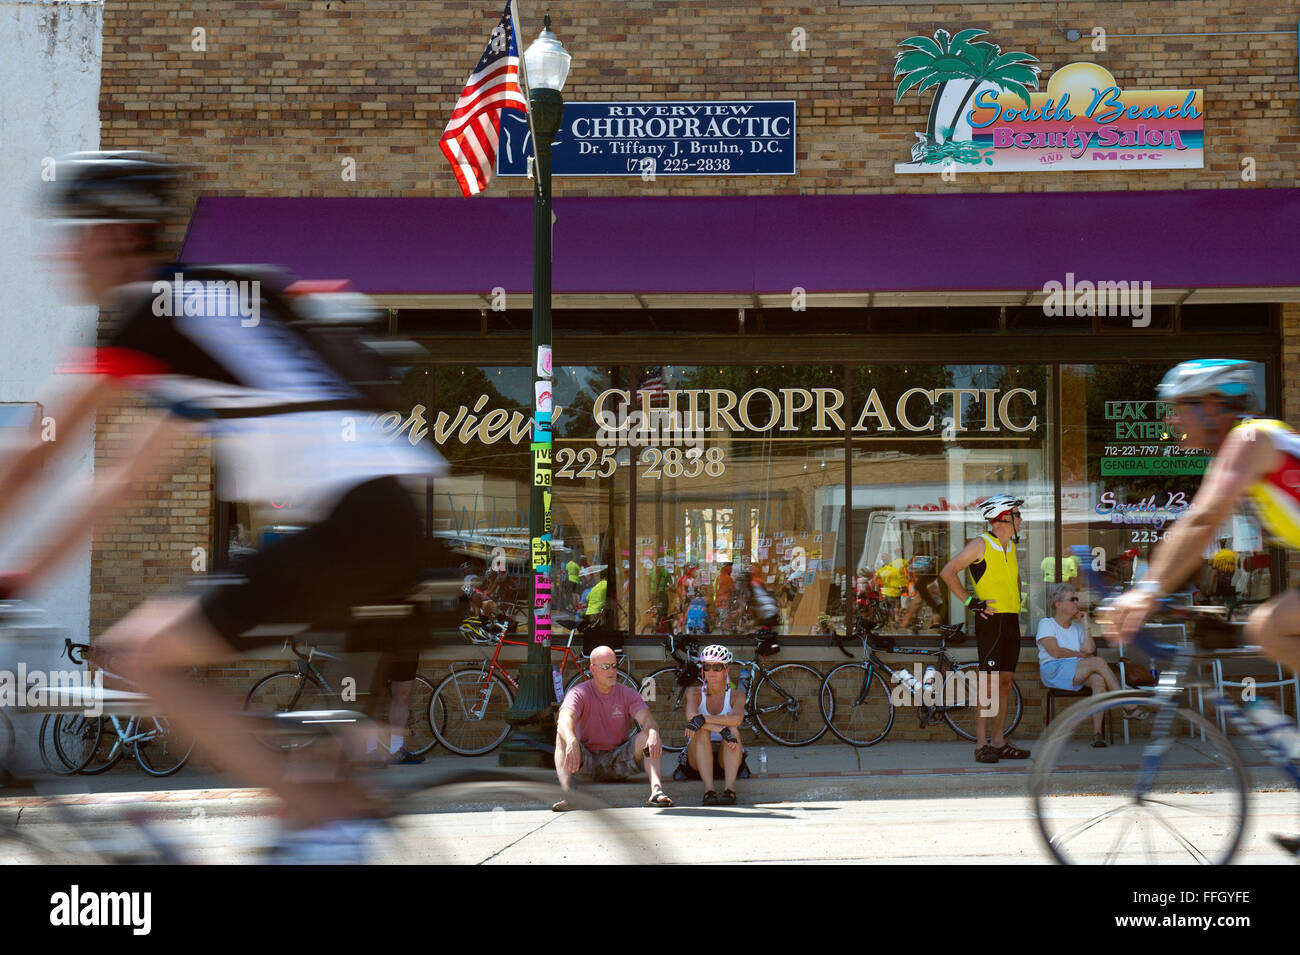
left=552, top=668, right=564, bottom=703
left=896, top=668, right=921, bottom=692
left=758, top=747, right=768, bottom=775
left=923, top=665, right=939, bottom=691
left=739, top=665, right=751, bottom=697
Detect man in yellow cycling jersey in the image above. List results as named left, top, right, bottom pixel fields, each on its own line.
left=1107, top=359, right=1300, bottom=852
left=940, top=494, right=1029, bottom=763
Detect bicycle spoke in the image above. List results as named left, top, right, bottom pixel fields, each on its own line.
left=1140, top=802, right=1213, bottom=865
left=1050, top=800, right=1139, bottom=855
left=1102, top=809, right=1138, bottom=865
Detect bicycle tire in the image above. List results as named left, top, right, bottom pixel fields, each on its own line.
left=942, top=662, right=1023, bottom=742
left=243, top=671, right=336, bottom=752
left=753, top=663, right=827, bottom=746
left=819, top=662, right=896, bottom=746
left=1031, top=691, right=1247, bottom=865
left=48, top=713, right=103, bottom=775
left=431, top=670, right=514, bottom=756
left=402, top=674, right=442, bottom=758
left=77, top=717, right=127, bottom=775
left=135, top=714, right=196, bottom=777
left=38, top=715, right=82, bottom=775
left=640, top=666, right=691, bottom=752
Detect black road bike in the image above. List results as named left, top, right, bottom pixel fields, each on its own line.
left=820, top=623, right=1023, bottom=746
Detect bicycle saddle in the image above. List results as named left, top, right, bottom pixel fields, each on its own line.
left=935, top=623, right=966, bottom=645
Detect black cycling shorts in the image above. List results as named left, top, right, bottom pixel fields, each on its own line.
left=201, top=477, right=423, bottom=651
left=382, top=652, right=419, bottom=684
left=974, top=613, right=1021, bottom=673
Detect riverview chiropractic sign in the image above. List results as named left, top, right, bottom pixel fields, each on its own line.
left=893, top=28, right=1203, bottom=174
left=497, top=101, right=796, bottom=177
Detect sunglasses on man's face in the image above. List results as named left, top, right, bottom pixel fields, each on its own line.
left=592, top=663, right=618, bottom=671
left=703, top=664, right=728, bottom=672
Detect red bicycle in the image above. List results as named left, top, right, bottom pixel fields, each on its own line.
left=432, top=619, right=638, bottom=755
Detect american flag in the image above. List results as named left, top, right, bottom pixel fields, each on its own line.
left=440, top=2, right=529, bottom=198
left=636, top=366, right=668, bottom=410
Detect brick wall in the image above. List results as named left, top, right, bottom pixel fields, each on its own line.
left=89, top=391, right=213, bottom=637
left=99, top=0, right=1298, bottom=218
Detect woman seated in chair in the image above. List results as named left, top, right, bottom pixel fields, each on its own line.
left=1036, top=583, right=1126, bottom=748
left=683, top=644, right=745, bottom=805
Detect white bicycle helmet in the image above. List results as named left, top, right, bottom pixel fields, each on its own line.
left=698, top=644, right=733, bottom=665
left=1156, top=359, right=1260, bottom=412
left=979, top=493, right=1024, bottom=522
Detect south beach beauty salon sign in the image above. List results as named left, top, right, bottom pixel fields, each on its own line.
left=893, top=29, right=1203, bottom=174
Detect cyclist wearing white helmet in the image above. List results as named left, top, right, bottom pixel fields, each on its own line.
left=683, top=644, right=745, bottom=805
left=1106, top=359, right=1300, bottom=852
left=940, top=492, right=1029, bottom=763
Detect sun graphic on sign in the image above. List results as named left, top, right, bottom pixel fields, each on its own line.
left=1046, top=62, right=1117, bottom=109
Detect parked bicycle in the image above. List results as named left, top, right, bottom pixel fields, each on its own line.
left=40, top=639, right=195, bottom=777
left=820, top=623, right=1023, bottom=746
left=432, top=615, right=638, bottom=756
left=640, top=631, right=826, bottom=750
left=243, top=636, right=441, bottom=756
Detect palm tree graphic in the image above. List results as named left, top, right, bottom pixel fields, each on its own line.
left=894, top=29, right=1040, bottom=166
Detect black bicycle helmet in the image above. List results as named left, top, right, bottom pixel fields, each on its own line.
left=47, top=151, right=185, bottom=224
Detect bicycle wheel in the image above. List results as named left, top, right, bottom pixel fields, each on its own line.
left=753, top=663, right=827, bottom=746
left=819, top=662, right=895, bottom=746
left=640, top=666, right=691, bottom=752
left=48, top=714, right=103, bottom=774
left=942, top=662, right=1023, bottom=742
left=76, top=716, right=127, bottom=775
left=135, top=714, right=196, bottom=777
left=1031, top=691, right=1247, bottom=865
left=402, top=674, right=441, bottom=758
left=243, top=671, right=335, bottom=752
left=431, top=670, right=514, bottom=756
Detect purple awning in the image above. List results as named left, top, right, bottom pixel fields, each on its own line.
left=179, top=190, right=1300, bottom=296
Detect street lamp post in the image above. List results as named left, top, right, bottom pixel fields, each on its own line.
left=500, top=16, right=570, bottom=767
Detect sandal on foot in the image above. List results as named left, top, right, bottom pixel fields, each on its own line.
left=1091, top=733, right=1108, bottom=748
left=646, top=788, right=674, bottom=807
left=975, top=744, right=1000, bottom=764
left=1123, top=706, right=1151, bottom=721
left=995, top=742, right=1030, bottom=759
left=551, top=799, right=572, bottom=812
left=719, top=789, right=736, bottom=805
left=702, top=790, right=719, bottom=806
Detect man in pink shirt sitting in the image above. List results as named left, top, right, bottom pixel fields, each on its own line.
left=553, top=645, right=674, bottom=809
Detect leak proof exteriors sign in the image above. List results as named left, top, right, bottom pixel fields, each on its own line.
left=497, top=101, right=796, bottom=177
left=893, top=28, right=1203, bottom=174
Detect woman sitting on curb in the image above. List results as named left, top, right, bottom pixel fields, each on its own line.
left=1036, top=582, right=1137, bottom=747
left=684, top=644, right=745, bottom=805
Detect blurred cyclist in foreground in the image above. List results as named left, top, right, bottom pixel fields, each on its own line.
left=1105, top=359, right=1300, bottom=852
left=0, top=152, right=444, bottom=860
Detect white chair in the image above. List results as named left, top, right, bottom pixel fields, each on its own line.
left=1209, top=654, right=1300, bottom=735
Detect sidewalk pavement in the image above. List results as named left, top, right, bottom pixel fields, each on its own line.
left=0, top=736, right=1282, bottom=818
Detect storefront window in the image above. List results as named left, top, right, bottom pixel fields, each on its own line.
left=551, top=366, right=630, bottom=634
left=618, top=365, right=847, bottom=637
left=428, top=366, right=532, bottom=628
left=1060, top=363, right=1272, bottom=611
left=848, top=364, right=1053, bottom=637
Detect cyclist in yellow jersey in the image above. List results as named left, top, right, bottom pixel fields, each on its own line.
left=1107, top=359, right=1300, bottom=853
left=940, top=494, right=1029, bottom=763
